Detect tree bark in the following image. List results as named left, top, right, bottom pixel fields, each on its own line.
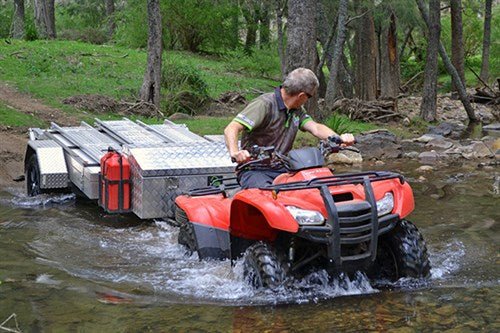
left=450, top=0, right=465, bottom=93
left=140, top=0, right=163, bottom=108
left=416, top=0, right=477, bottom=122
left=34, top=0, right=55, bottom=39
left=105, top=0, right=116, bottom=38
left=419, top=0, right=440, bottom=121
left=479, top=0, right=492, bottom=83
left=354, top=2, right=377, bottom=101
left=379, top=12, right=400, bottom=99
left=276, top=0, right=286, bottom=78
left=12, top=0, right=25, bottom=39
left=324, top=0, right=348, bottom=107
left=285, top=0, right=318, bottom=115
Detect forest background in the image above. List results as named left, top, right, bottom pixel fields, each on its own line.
left=0, top=0, right=498, bottom=137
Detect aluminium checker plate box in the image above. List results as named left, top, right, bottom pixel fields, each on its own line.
left=28, top=140, right=68, bottom=189
left=128, top=143, right=235, bottom=219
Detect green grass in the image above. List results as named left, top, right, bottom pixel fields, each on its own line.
left=181, top=116, right=233, bottom=135
left=0, top=40, right=278, bottom=111
left=0, top=101, right=46, bottom=127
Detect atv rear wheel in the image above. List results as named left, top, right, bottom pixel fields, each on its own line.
left=372, top=219, right=431, bottom=281
left=176, top=208, right=197, bottom=253
left=243, top=242, right=287, bottom=290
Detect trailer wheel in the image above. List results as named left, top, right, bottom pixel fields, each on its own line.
left=176, top=208, right=197, bottom=253
left=243, top=242, right=287, bottom=290
left=26, top=154, right=44, bottom=196
left=372, top=219, right=431, bottom=281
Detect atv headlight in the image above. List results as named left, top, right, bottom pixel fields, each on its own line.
left=286, top=206, right=325, bottom=226
left=376, top=192, right=394, bottom=217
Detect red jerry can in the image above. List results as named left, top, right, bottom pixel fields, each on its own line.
left=99, top=148, right=131, bottom=213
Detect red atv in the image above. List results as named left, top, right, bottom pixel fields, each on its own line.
left=175, top=138, right=430, bottom=289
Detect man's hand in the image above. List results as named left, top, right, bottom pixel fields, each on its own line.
left=340, top=133, right=355, bottom=146
left=231, top=149, right=251, bottom=163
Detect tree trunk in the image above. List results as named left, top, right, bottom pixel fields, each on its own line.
left=34, top=0, right=55, bottom=39
left=324, top=0, right=348, bottom=107
left=47, top=0, right=56, bottom=38
left=34, top=0, right=48, bottom=39
left=419, top=0, right=440, bottom=121
left=416, top=0, right=477, bottom=122
left=285, top=0, right=318, bottom=115
left=140, top=0, right=163, bottom=108
left=450, top=0, right=465, bottom=93
left=354, top=2, right=377, bottom=101
left=243, top=7, right=258, bottom=53
left=276, top=0, right=286, bottom=78
left=12, top=0, right=25, bottom=39
left=105, top=0, right=116, bottom=38
left=479, top=0, right=492, bottom=83
left=379, top=12, right=400, bottom=99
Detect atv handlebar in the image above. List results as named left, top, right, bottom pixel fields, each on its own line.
left=233, top=137, right=359, bottom=172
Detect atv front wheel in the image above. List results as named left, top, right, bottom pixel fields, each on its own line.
left=243, top=242, right=287, bottom=290
left=372, top=219, right=431, bottom=281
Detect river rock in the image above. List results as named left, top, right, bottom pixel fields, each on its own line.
left=466, top=141, right=494, bottom=159
left=425, top=137, right=454, bottom=150
left=416, top=165, right=434, bottom=172
left=356, top=130, right=402, bottom=159
left=414, top=134, right=444, bottom=143
left=418, top=151, right=440, bottom=164
left=428, top=121, right=465, bottom=138
left=482, top=124, right=500, bottom=138
left=326, top=150, right=363, bottom=165
left=404, top=151, right=420, bottom=159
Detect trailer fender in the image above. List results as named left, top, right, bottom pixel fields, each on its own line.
left=25, top=140, right=69, bottom=189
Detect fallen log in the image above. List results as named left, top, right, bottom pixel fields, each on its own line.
left=331, top=98, right=402, bottom=122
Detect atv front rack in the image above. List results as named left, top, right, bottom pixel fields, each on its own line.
left=260, top=171, right=405, bottom=271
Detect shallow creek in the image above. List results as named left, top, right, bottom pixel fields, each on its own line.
left=0, top=159, right=498, bottom=332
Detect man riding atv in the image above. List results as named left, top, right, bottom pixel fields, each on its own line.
left=224, top=67, right=355, bottom=188
left=175, top=68, right=430, bottom=290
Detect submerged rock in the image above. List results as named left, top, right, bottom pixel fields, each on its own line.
left=418, top=151, right=440, bottom=164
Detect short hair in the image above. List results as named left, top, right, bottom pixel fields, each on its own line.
left=282, top=68, right=319, bottom=96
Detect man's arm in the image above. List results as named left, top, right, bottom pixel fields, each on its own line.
left=302, top=120, right=355, bottom=145
left=224, top=121, right=250, bottom=163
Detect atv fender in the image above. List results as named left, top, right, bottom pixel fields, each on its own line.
left=175, top=194, right=232, bottom=259
left=230, top=189, right=299, bottom=241
left=175, top=194, right=231, bottom=230
left=371, top=178, right=414, bottom=218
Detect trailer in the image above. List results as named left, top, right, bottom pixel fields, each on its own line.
left=24, top=118, right=235, bottom=220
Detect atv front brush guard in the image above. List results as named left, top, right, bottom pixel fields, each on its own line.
left=260, top=170, right=405, bottom=271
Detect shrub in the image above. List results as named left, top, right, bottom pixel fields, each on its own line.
left=161, top=61, right=210, bottom=115
left=325, top=113, right=352, bottom=135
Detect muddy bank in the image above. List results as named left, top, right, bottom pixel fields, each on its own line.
left=0, top=130, right=28, bottom=190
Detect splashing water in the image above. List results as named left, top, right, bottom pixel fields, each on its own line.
left=10, top=193, right=75, bottom=207
left=429, top=240, right=466, bottom=279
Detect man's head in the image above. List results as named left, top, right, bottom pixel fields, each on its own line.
left=282, top=68, right=319, bottom=109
